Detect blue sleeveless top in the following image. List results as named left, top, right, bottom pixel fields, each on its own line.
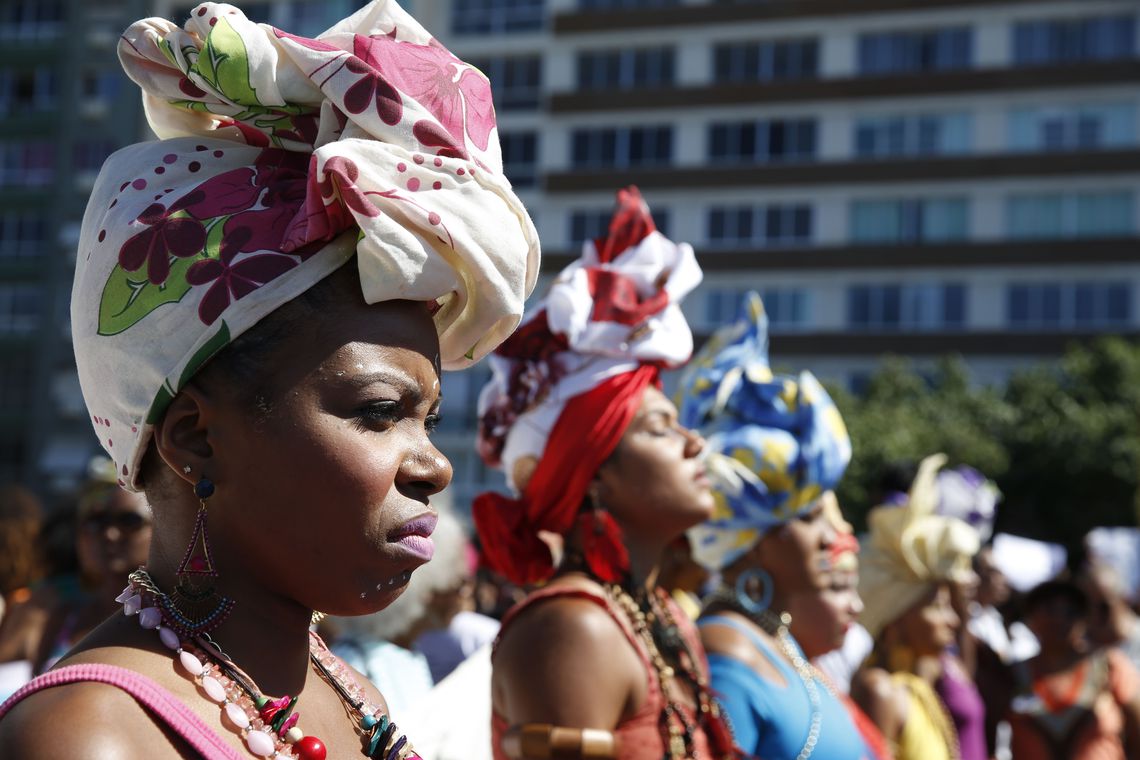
left=700, top=615, right=874, bottom=760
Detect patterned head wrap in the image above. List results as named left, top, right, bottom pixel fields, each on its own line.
left=72, top=1, right=539, bottom=489
left=935, top=466, right=1000, bottom=544
left=858, top=454, right=981, bottom=639
left=472, top=187, right=701, bottom=585
left=677, top=292, right=852, bottom=571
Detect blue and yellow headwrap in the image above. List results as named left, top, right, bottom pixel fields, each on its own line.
left=677, top=292, right=852, bottom=571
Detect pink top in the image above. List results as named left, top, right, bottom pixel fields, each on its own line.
left=490, top=584, right=713, bottom=760
left=0, top=663, right=245, bottom=759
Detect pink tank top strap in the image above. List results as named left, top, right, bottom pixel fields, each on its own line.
left=0, top=663, right=245, bottom=760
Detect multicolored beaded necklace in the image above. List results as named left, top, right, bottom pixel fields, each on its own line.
left=121, top=568, right=421, bottom=760
left=604, top=583, right=737, bottom=760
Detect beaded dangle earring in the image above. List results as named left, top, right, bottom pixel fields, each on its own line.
left=157, top=475, right=235, bottom=637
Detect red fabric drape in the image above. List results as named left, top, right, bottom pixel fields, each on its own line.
left=473, top=365, right=658, bottom=585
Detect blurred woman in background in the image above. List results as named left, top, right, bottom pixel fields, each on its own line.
left=475, top=188, right=736, bottom=760
left=853, top=455, right=981, bottom=760
left=33, top=458, right=152, bottom=673
left=1008, top=579, right=1140, bottom=760
left=677, top=292, right=874, bottom=760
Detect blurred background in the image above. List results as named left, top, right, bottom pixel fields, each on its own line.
left=0, top=0, right=1138, bottom=550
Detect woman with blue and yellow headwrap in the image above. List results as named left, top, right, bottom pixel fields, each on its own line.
left=678, top=293, right=878, bottom=760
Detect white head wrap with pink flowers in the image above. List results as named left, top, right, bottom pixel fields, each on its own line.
left=71, top=0, right=539, bottom=489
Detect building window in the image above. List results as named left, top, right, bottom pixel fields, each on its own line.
left=570, top=208, right=670, bottom=245
left=703, top=287, right=809, bottom=330
left=706, top=204, right=812, bottom=247
left=1008, top=103, right=1136, bottom=152
left=500, top=131, right=538, bottom=189
left=1006, top=191, right=1134, bottom=239
left=0, top=284, right=40, bottom=334
left=0, top=67, right=56, bottom=116
left=858, top=27, right=972, bottom=75
left=577, top=47, right=675, bottom=89
left=453, top=0, right=544, bottom=34
left=0, top=141, right=55, bottom=187
left=712, top=38, right=818, bottom=83
left=571, top=126, right=673, bottom=169
left=0, top=1, right=64, bottom=41
left=850, top=198, right=969, bottom=244
left=1008, top=282, right=1132, bottom=329
left=81, top=69, right=123, bottom=105
left=579, top=0, right=681, bottom=9
left=468, top=56, right=541, bottom=111
left=854, top=113, right=972, bottom=158
left=0, top=353, right=31, bottom=410
left=708, top=119, right=816, bottom=163
left=73, top=139, right=118, bottom=175
left=1013, top=14, right=1136, bottom=66
left=0, top=212, right=47, bottom=257
left=847, top=283, right=966, bottom=331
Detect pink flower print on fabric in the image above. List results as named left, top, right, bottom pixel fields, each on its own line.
left=352, top=34, right=495, bottom=158
left=185, top=234, right=298, bottom=326
left=342, top=55, right=403, bottom=126
left=118, top=204, right=207, bottom=285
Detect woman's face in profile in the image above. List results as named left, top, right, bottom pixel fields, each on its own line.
left=594, top=385, right=715, bottom=542
left=758, top=501, right=838, bottom=596
left=204, top=280, right=453, bottom=618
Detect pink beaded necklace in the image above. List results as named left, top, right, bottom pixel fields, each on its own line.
left=120, top=569, right=422, bottom=760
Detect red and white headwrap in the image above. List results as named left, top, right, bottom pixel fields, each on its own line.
left=473, top=187, right=702, bottom=585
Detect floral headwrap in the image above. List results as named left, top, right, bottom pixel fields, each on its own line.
left=72, top=1, right=539, bottom=489
left=677, top=292, right=851, bottom=571
left=473, top=187, right=701, bottom=585
left=858, top=454, right=981, bottom=638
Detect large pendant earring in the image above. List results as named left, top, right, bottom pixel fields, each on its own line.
left=734, top=567, right=774, bottom=615
left=158, top=476, right=235, bottom=638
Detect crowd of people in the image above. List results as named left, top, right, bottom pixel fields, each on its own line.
left=0, top=1, right=1137, bottom=759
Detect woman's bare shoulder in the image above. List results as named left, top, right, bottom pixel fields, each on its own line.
left=492, top=580, right=645, bottom=727
left=0, top=679, right=183, bottom=759
left=851, top=666, right=909, bottom=735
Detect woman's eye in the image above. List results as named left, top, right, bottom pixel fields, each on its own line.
left=359, top=400, right=399, bottom=423
left=425, top=413, right=442, bottom=434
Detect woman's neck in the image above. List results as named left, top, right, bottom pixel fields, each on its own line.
left=145, top=538, right=314, bottom=697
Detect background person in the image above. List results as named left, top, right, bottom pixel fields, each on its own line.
left=678, top=292, right=874, bottom=760
left=1008, top=579, right=1140, bottom=760
left=474, top=188, right=736, bottom=760
left=854, top=454, right=981, bottom=760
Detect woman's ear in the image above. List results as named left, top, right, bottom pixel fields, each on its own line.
left=151, top=385, right=216, bottom=488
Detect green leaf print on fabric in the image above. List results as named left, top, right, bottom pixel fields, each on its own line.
left=198, top=16, right=261, bottom=107
left=144, top=321, right=230, bottom=426
left=98, top=256, right=198, bottom=336
left=178, top=321, right=231, bottom=389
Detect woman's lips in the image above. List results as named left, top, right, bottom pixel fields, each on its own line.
left=388, top=512, right=438, bottom=562
left=391, top=534, right=435, bottom=562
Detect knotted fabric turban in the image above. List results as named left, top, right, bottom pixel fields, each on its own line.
left=473, top=187, right=701, bottom=585
left=859, top=454, right=982, bottom=639
left=72, top=1, right=539, bottom=489
left=677, top=292, right=852, bottom=571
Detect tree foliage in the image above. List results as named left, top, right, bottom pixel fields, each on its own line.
left=830, top=338, right=1140, bottom=550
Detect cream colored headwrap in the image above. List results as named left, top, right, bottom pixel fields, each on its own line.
left=72, top=1, right=539, bottom=489
left=858, top=454, right=981, bottom=639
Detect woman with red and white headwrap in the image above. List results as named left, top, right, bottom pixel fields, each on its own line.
left=473, top=187, right=738, bottom=760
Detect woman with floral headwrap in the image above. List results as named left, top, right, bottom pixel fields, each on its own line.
left=0, top=2, right=538, bottom=758
left=851, top=455, right=981, bottom=760
left=677, top=293, right=875, bottom=760
left=473, top=187, right=737, bottom=760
